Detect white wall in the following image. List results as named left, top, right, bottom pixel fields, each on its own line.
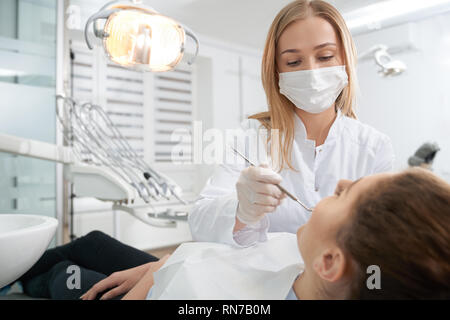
left=354, top=12, right=450, bottom=182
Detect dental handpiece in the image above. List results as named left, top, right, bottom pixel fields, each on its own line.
left=229, top=145, right=314, bottom=212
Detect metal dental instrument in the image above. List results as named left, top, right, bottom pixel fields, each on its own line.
left=63, top=99, right=154, bottom=202
left=83, top=101, right=181, bottom=201
left=85, top=102, right=167, bottom=199
left=55, top=95, right=186, bottom=204
left=229, top=145, right=314, bottom=212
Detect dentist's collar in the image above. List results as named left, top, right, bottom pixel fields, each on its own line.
left=293, top=108, right=343, bottom=145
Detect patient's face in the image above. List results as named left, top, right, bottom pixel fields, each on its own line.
left=296, top=173, right=394, bottom=271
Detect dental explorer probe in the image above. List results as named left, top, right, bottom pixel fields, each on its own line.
left=229, top=145, right=314, bottom=212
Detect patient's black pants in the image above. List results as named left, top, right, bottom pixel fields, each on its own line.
left=18, top=230, right=158, bottom=300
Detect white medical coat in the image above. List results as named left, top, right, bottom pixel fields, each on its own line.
left=188, top=110, right=395, bottom=246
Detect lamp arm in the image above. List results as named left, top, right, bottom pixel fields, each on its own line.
left=181, top=24, right=200, bottom=65
left=358, top=44, right=388, bottom=60
left=84, top=8, right=121, bottom=50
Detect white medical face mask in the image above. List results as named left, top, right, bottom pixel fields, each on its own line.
left=278, top=65, right=348, bottom=114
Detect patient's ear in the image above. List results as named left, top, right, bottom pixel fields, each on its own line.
left=312, top=247, right=347, bottom=283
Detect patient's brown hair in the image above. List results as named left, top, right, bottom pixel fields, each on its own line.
left=337, top=168, right=450, bottom=299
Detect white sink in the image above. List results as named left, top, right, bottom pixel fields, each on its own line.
left=0, top=214, right=58, bottom=288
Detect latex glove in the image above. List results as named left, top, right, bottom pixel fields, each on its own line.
left=235, top=163, right=286, bottom=225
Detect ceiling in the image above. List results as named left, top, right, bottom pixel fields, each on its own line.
left=72, top=0, right=388, bottom=50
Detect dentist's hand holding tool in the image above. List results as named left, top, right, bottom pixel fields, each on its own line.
left=236, top=163, right=287, bottom=225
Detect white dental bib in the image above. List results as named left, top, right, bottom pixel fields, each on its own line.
left=147, top=232, right=304, bottom=300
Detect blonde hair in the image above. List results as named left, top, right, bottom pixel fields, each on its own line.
left=249, top=0, right=358, bottom=171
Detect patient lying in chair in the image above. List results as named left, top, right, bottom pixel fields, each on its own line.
left=104, top=167, right=449, bottom=300
left=15, top=168, right=450, bottom=300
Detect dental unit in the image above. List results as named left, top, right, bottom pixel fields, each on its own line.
left=0, top=0, right=200, bottom=231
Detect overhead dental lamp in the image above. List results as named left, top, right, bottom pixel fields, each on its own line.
left=359, top=44, right=407, bottom=77
left=84, top=0, right=199, bottom=72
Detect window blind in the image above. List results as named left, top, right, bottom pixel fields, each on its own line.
left=153, top=63, right=193, bottom=163
left=70, top=39, right=194, bottom=166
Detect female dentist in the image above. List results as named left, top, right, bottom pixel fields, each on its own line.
left=188, top=0, right=395, bottom=246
